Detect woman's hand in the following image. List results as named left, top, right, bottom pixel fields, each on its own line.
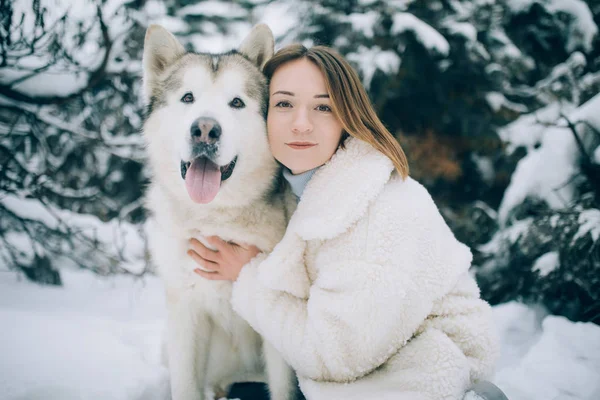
left=187, top=236, right=261, bottom=281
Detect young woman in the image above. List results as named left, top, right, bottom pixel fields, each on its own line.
left=187, top=44, right=498, bottom=400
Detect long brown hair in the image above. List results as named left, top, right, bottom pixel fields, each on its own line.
left=263, top=44, right=409, bottom=179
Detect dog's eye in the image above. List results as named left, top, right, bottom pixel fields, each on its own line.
left=181, top=93, right=194, bottom=103
left=229, top=97, right=245, bottom=109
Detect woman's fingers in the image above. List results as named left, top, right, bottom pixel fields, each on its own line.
left=193, top=268, right=222, bottom=280
left=205, top=235, right=232, bottom=251
left=187, top=249, right=220, bottom=271
left=189, top=238, right=220, bottom=262
left=207, top=236, right=260, bottom=256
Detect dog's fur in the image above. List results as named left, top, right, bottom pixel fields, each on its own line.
left=142, top=24, right=295, bottom=400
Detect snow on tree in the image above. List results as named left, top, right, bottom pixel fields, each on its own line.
left=0, top=0, right=150, bottom=282
left=476, top=93, right=600, bottom=324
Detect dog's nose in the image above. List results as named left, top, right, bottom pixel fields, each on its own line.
left=190, top=117, right=221, bottom=143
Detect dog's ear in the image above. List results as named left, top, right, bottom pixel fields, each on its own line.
left=239, top=24, right=274, bottom=70
left=142, top=24, right=186, bottom=104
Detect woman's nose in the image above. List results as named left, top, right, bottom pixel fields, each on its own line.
left=291, top=109, right=313, bottom=134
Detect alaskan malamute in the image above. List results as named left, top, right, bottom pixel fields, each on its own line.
left=142, top=24, right=295, bottom=400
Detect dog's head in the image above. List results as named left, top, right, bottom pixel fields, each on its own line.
left=142, top=24, right=276, bottom=207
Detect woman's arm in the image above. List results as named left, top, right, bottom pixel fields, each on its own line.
left=231, top=254, right=431, bottom=382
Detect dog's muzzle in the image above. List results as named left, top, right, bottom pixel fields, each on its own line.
left=180, top=156, right=237, bottom=181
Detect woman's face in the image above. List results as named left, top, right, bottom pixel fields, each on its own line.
left=267, top=58, right=344, bottom=174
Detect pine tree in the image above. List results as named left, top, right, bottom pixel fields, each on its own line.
left=0, top=0, right=150, bottom=282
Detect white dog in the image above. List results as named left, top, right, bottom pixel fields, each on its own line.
left=142, top=24, right=296, bottom=400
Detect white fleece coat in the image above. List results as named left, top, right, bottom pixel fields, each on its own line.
left=231, top=138, right=498, bottom=400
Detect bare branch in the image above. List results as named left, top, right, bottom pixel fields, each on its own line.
left=560, top=113, right=592, bottom=165
left=0, top=5, right=113, bottom=105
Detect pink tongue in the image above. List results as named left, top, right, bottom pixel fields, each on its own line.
left=185, top=158, right=222, bottom=204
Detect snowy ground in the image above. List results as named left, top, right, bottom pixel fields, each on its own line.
left=1, top=268, right=599, bottom=400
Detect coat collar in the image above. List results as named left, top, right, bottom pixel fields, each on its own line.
left=257, top=137, right=395, bottom=299
left=289, top=136, right=395, bottom=240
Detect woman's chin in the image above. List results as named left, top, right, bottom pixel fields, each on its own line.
left=289, top=166, right=315, bottom=175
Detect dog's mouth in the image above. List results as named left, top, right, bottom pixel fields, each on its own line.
left=180, top=156, right=237, bottom=181
left=180, top=156, right=237, bottom=204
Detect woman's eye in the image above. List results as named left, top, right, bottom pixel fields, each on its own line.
left=229, top=97, right=245, bottom=109
left=181, top=92, right=194, bottom=103
left=274, top=101, right=292, bottom=108
left=316, top=104, right=332, bottom=112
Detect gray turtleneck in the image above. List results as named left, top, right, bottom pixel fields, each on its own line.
left=282, top=166, right=320, bottom=200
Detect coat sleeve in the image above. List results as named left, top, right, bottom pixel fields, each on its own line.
left=231, top=184, right=474, bottom=383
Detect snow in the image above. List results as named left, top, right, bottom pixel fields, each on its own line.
left=573, top=209, right=600, bottom=242
left=143, top=0, right=167, bottom=16
left=142, top=0, right=253, bottom=53
left=504, top=0, right=598, bottom=53
left=2, top=231, right=36, bottom=265
left=498, top=102, right=571, bottom=154
left=5, top=0, right=132, bottom=97
left=478, top=217, right=533, bottom=254
left=0, top=270, right=168, bottom=400
left=254, top=0, right=301, bottom=43
left=177, top=1, right=247, bottom=19
left=470, top=153, right=495, bottom=185
left=172, top=0, right=305, bottom=50
left=492, top=302, right=546, bottom=372
left=497, top=136, right=577, bottom=224
left=546, top=0, right=597, bottom=53
left=533, top=52, right=587, bottom=105
left=532, top=251, right=560, bottom=277
left=444, top=21, right=478, bottom=42
left=358, top=0, right=379, bottom=5
left=391, top=12, right=450, bottom=56
left=343, top=11, right=380, bottom=39
left=10, top=65, right=92, bottom=98
left=490, top=32, right=519, bottom=60
left=494, top=303, right=600, bottom=400
left=497, top=94, right=600, bottom=225
left=505, top=0, right=538, bottom=14
left=182, top=20, right=265, bottom=54
left=569, top=92, right=600, bottom=134
left=487, top=29, right=535, bottom=71
left=346, top=46, right=401, bottom=89
left=1, top=194, right=147, bottom=274
left=2, top=269, right=599, bottom=400
left=485, top=91, right=528, bottom=114
left=147, top=15, right=190, bottom=34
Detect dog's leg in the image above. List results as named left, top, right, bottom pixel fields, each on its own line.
left=263, top=341, right=296, bottom=400
left=166, top=291, right=212, bottom=400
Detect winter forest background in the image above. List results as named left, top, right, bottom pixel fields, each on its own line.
left=1, top=0, right=600, bottom=399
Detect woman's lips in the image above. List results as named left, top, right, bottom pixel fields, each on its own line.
left=286, top=143, right=317, bottom=150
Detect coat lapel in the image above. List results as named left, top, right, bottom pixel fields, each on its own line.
left=290, top=136, right=395, bottom=240
left=256, top=137, right=396, bottom=299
